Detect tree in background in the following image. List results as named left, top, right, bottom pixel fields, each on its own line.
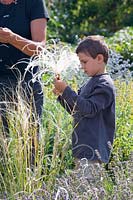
left=45, top=0, right=133, bottom=43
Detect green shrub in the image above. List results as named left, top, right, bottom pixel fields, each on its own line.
left=111, top=80, right=133, bottom=162
left=107, top=27, right=133, bottom=63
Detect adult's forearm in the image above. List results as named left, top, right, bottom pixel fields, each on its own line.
left=9, top=33, right=45, bottom=57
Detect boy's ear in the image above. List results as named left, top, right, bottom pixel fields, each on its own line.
left=97, top=54, right=104, bottom=63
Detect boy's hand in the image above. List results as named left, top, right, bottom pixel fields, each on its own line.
left=52, top=88, right=60, bottom=96
left=53, top=77, right=67, bottom=94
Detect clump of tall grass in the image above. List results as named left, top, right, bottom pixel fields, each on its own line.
left=0, top=84, right=45, bottom=199
left=0, top=82, right=73, bottom=199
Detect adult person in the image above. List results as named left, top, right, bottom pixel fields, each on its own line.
left=0, top=0, right=49, bottom=165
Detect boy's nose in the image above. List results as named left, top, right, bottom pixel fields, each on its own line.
left=81, top=64, right=85, bottom=69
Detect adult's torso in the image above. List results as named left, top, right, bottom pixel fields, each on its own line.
left=0, top=0, right=49, bottom=81
left=0, top=0, right=32, bottom=79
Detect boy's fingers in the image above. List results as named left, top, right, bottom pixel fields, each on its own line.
left=53, top=78, right=57, bottom=84
left=53, top=77, right=59, bottom=82
left=53, top=88, right=59, bottom=95
left=53, top=77, right=61, bottom=86
left=52, top=88, right=56, bottom=93
left=56, top=74, right=60, bottom=80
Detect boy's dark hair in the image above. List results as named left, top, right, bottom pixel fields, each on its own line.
left=76, top=35, right=109, bottom=64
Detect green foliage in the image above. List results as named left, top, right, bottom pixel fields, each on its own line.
left=107, top=27, right=133, bottom=63
left=45, top=0, right=133, bottom=43
left=42, top=85, right=74, bottom=173
left=112, top=80, right=133, bottom=161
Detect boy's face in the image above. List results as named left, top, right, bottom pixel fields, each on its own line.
left=77, top=52, right=105, bottom=76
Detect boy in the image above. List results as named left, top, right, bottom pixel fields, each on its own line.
left=53, top=36, right=115, bottom=169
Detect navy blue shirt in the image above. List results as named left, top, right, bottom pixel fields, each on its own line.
left=58, top=74, right=116, bottom=163
left=0, top=0, right=49, bottom=80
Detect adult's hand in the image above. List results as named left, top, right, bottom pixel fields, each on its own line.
left=0, top=27, right=14, bottom=43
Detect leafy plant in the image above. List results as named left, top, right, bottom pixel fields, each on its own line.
left=107, top=27, right=133, bottom=63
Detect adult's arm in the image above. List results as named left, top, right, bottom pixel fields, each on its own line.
left=0, top=18, right=47, bottom=56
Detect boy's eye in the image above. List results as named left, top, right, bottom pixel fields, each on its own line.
left=81, top=61, right=87, bottom=64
